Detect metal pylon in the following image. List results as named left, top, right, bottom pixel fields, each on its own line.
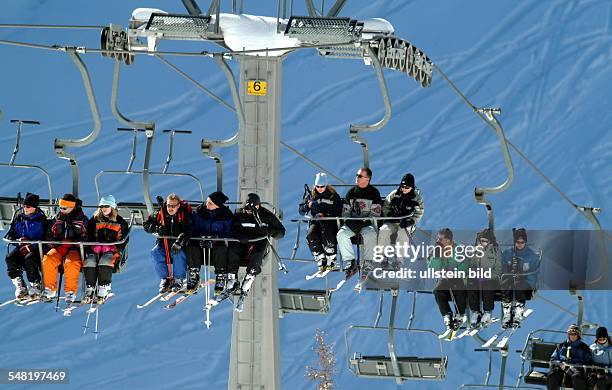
left=229, top=54, right=283, bottom=390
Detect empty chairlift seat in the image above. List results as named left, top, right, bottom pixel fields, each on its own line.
left=278, top=288, right=330, bottom=316
left=522, top=341, right=557, bottom=385
left=349, top=353, right=447, bottom=381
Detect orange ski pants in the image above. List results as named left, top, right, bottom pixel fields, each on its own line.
left=42, top=248, right=83, bottom=294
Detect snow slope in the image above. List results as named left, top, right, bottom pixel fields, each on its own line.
left=0, top=1, right=611, bottom=389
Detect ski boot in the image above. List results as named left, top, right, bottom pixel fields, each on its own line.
left=481, top=310, right=493, bottom=325
left=324, top=253, right=336, bottom=271
left=512, top=302, right=525, bottom=327
left=159, top=278, right=173, bottom=294
left=443, top=313, right=454, bottom=332
left=501, top=301, right=513, bottom=329
left=343, top=259, right=359, bottom=278
left=469, top=310, right=482, bottom=328
left=41, top=288, right=57, bottom=302
left=82, top=285, right=96, bottom=304
left=172, top=278, right=186, bottom=292
left=11, top=276, right=28, bottom=300
left=235, top=271, right=257, bottom=313
left=65, top=291, right=77, bottom=305
left=315, top=253, right=326, bottom=273
left=214, top=273, right=227, bottom=297
left=97, top=284, right=111, bottom=302
left=184, top=268, right=201, bottom=295
left=28, top=281, right=42, bottom=299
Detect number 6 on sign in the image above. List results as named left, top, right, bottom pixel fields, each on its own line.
left=247, top=80, right=267, bottom=96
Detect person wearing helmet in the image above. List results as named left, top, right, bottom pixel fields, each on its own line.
left=83, top=195, right=129, bottom=303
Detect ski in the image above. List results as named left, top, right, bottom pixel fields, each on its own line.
left=234, top=292, right=246, bottom=313
left=441, top=317, right=467, bottom=341
left=86, top=293, right=115, bottom=314
left=164, top=281, right=213, bottom=310
left=0, top=298, right=19, bottom=307
left=495, top=309, right=534, bottom=348
left=455, top=318, right=500, bottom=339
left=62, top=300, right=84, bottom=317
left=353, top=271, right=372, bottom=293
left=205, top=286, right=238, bottom=310
left=330, top=267, right=360, bottom=292
left=305, top=269, right=331, bottom=281
left=159, top=287, right=185, bottom=302
left=136, top=291, right=174, bottom=309
left=482, top=328, right=508, bottom=348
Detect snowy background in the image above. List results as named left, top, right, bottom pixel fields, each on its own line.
left=1, top=0, right=611, bottom=389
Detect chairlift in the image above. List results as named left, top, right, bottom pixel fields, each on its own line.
left=0, top=119, right=55, bottom=227
left=516, top=328, right=607, bottom=388
left=473, top=108, right=514, bottom=231
left=94, top=127, right=205, bottom=227
left=344, top=289, right=448, bottom=383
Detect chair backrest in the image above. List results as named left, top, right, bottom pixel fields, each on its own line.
left=530, top=341, right=557, bottom=369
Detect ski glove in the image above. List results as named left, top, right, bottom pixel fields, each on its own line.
left=399, top=218, right=414, bottom=229
left=171, top=241, right=183, bottom=255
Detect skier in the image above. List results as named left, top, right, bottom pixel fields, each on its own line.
left=143, top=193, right=192, bottom=293
left=301, top=173, right=342, bottom=273
left=83, top=195, right=129, bottom=303
left=428, top=228, right=468, bottom=332
left=501, top=228, right=539, bottom=328
left=589, top=326, right=612, bottom=390
left=190, top=191, right=233, bottom=295
left=467, top=228, right=502, bottom=328
left=547, top=324, right=592, bottom=390
left=378, top=173, right=424, bottom=267
left=42, top=194, right=88, bottom=303
left=336, top=167, right=382, bottom=276
left=4, top=193, right=47, bottom=299
left=224, top=193, right=285, bottom=306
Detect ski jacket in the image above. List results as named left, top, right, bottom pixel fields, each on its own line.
left=342, top=185, right=382, bottom=232
left=591, top=340, right=612, bottom=368
left=471, top=243, right=503, bottom=279
left=87, top=214, right=129, bottom=254
left=428, top=243, right=469, bottom=275
left=551, top=339, right=593, bottom=365
left=232, top=206, right=285, bottom=241
left=192, top=204, right=233, bottom=238
left=143, top=201, right=192, bottom=245
left=502, top=246, right=539, bottom=287
left=7, top=208, right=47, bottom=243
left=308, top=189, right=342, bottom=218
left=47, top=207, right=88, bottom=250
left=382, top=187, right=424, bottom=225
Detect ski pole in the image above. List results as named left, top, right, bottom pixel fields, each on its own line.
left=55, top=260, right=64, bottom=312
left=204, top=244, right=212, bottom=328
left=156, top=196, right=173, bottom=282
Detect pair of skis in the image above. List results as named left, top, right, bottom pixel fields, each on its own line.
left=481, top=308, right=534, bottom=349
left=164, top=280, right=214, bottom=310
left=81, top=293, right=114, bottom=337
left=438, top=317, right=468, bottom=341
left=0, top=295, right=43, bottom=307
left=454, top=317, right=500, bottom=339
left=304, top=268, right=332, bottom=280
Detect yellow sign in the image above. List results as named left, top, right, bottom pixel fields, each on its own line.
left=247, top=80, right=267, bottom=96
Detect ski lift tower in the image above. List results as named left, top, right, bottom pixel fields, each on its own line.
left=113, top=1, right=432, bottom=388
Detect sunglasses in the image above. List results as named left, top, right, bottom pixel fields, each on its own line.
left=315, top=185, right=326, bottom=189
left=568, top=332, right=579, bottom=336
left=401, top=185, right=412, bottom=189
left=60, top=206, right=71, bottom=211
left=355, top=174, right=368, bottom=179
left=100, top=205, right=111, bottom=209
left=167, top=203, right=180, bottom=209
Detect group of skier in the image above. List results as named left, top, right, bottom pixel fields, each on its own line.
left=428, top=227, right=540, bottom=333
left=142, top=191, right=285, bottom=310
left=4, top=189, right=285, bottom=311
left=546, top=324, right=612, bottom=390
left=300, top=167, right=424, bottom=277
left=5, top=193, right=127, bottom=305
